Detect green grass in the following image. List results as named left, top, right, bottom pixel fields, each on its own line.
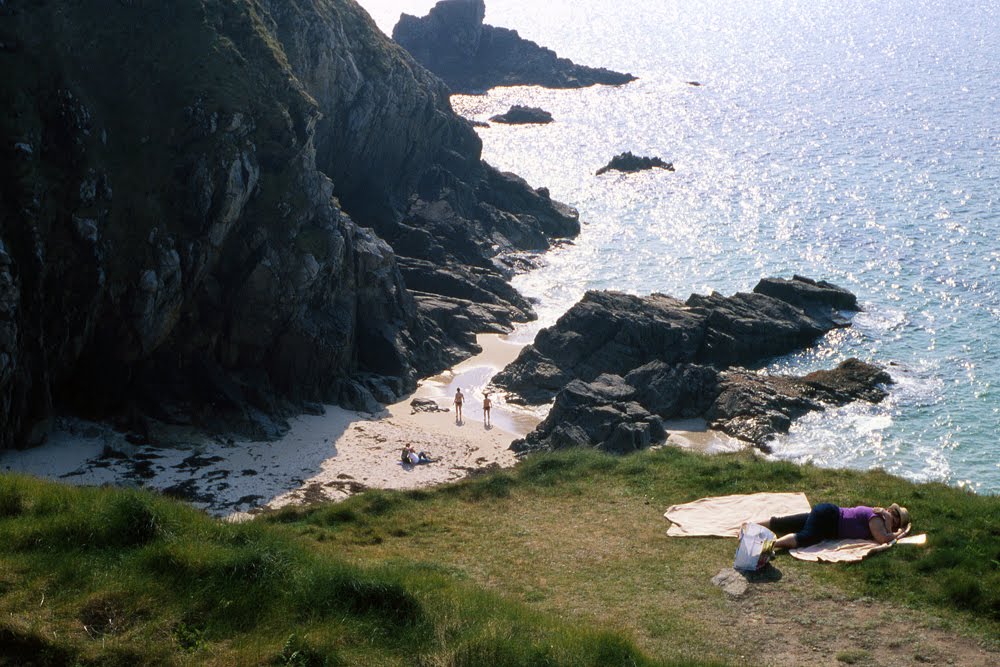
left=1, top=447, right=997, bottom=665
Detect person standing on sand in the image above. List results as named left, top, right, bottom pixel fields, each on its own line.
left=454, top=388, right=464, bottom=422
left=482, top=393, right=492, bottom=427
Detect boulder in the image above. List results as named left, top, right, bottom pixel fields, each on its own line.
left=489, top=105, right=554, bottom=124
left=624, top=361, right=721, bottom=419
left=410, top=398, right=447, bottom=413
left=685, top=290, right=830, bottom=368
left=392, top=0, right=636, bottom=94
left=511, top=375, right=666, bottom=455
left=491, top=291, right=705, bottom=404
left=596, top=152, right=674, bottom=175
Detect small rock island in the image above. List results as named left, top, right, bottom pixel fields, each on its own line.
left=489, top=105, right=554, bottom=124
left=392, top=0, right=637, bottom=94
left=596, top=152, right=674, bottom=175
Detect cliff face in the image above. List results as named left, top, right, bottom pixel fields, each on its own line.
left=0, top=0, right=578, bottom=448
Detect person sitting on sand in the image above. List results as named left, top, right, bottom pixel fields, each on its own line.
left=483, top=393, right=492, bottom=427
left=763, top=502, right=910, bottom=550
left=401, top=445, right=434, bottom=465
left=454, top=388, right=464, bottom=422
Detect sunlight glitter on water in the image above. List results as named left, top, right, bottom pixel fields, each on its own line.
left=362, top=0, right=1000, bottom=492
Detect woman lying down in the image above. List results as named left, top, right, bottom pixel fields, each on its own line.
left=763, top=502, right=911, bottom=550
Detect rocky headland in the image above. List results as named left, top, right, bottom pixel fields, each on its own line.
left=392, top=0, right=637, bottom=94
left=0, top=0, right=578, bottom=449
left=489, top=105, right=554, bottom=125
left=490, top=276, right=892, bottom=454
left=596, top=152, right=675, bottom=175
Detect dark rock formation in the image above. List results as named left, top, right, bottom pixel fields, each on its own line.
left=493, top=292, right=704, bottom=404
left=392, top=0, right=636, bottom=94
left=511, top=375, right=666, bottom=456
left=0, top=0, right=578, bottom=449
left=493, top=276, right=858, bottom=405
left=489, top=105, right=553, bottom=125
left=596, top=152, right=674, bottom=176
left=501, top=277, right=891, bottom=456
left=707, top=359, right=893, bottom=450
left=512, top=358, right=891, bottom=456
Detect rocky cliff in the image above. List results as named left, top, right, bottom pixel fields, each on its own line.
left=392, top=0, right=636, bottom=93
left=0, top=0, right=578, bottom=448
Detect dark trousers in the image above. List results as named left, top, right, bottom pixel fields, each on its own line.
left=769, top=503, right=840, bottom=547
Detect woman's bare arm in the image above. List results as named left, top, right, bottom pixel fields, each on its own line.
left=869, top=515, right=895, bottom=544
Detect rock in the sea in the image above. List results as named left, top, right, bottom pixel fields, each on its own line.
left=596, top=152, right=674, bottom=176
left=752, top=275, right=859, bottom=326
left=392, top=0, right=637, bottom=94
left=707, top=359, right=893, bottom=450
left=495, top=277, right=890, bottom=456
left=489, top=105, right=554, bottom=124
left=492, top=277, right=858, bottom=406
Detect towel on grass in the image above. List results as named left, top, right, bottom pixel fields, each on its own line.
left=663, top=492, right=811, bottom=537
left=663, top=493, right=926, bottom=563
left=790, top=533, right=927, bottom=562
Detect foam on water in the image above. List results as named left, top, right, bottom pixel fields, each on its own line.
left=363, top=0, right=1000, bottom=492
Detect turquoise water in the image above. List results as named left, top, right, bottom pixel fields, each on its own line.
left=362, top=1, right=1000, bottom=493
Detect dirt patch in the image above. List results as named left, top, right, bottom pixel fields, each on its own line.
left=719, top=562, right=995, bottom=666
left=79, top=592, right=146, bottom=639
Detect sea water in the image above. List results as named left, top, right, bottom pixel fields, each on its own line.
left=364, top=1, right=999, bottom=493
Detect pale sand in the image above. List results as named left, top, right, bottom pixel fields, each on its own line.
left=662, top=418, right=746, bottom=454
left=263, top=333, right=542, bottom=513
left=0, top=334, right=544, bottom=519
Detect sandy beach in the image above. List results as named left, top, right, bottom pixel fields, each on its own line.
left=0, top=333, right=748, bottom=518
left=0, top=334, right=541, bottom=519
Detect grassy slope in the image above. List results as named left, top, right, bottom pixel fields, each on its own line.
left=1, top=448, right=997, bottom=666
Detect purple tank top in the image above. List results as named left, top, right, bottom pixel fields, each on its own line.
left=838, top=506, right=876, bottom=539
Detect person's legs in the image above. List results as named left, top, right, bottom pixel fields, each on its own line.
left=793, top=503, right=839, bottom=548
left=764, top=512, right=809, bottom=549
left=764, top=513, right=810, bottom=535
left=769, top=504, right=839, bottom=549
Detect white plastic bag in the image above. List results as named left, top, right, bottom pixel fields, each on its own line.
left=733, top=522, right=776, bottom=571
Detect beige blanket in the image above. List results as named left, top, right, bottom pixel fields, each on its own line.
left=663, top=492, right=811, bottom=537
left=663, top=493, right=925, bottom=563
left=791, top=533, right=927, bottom=562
